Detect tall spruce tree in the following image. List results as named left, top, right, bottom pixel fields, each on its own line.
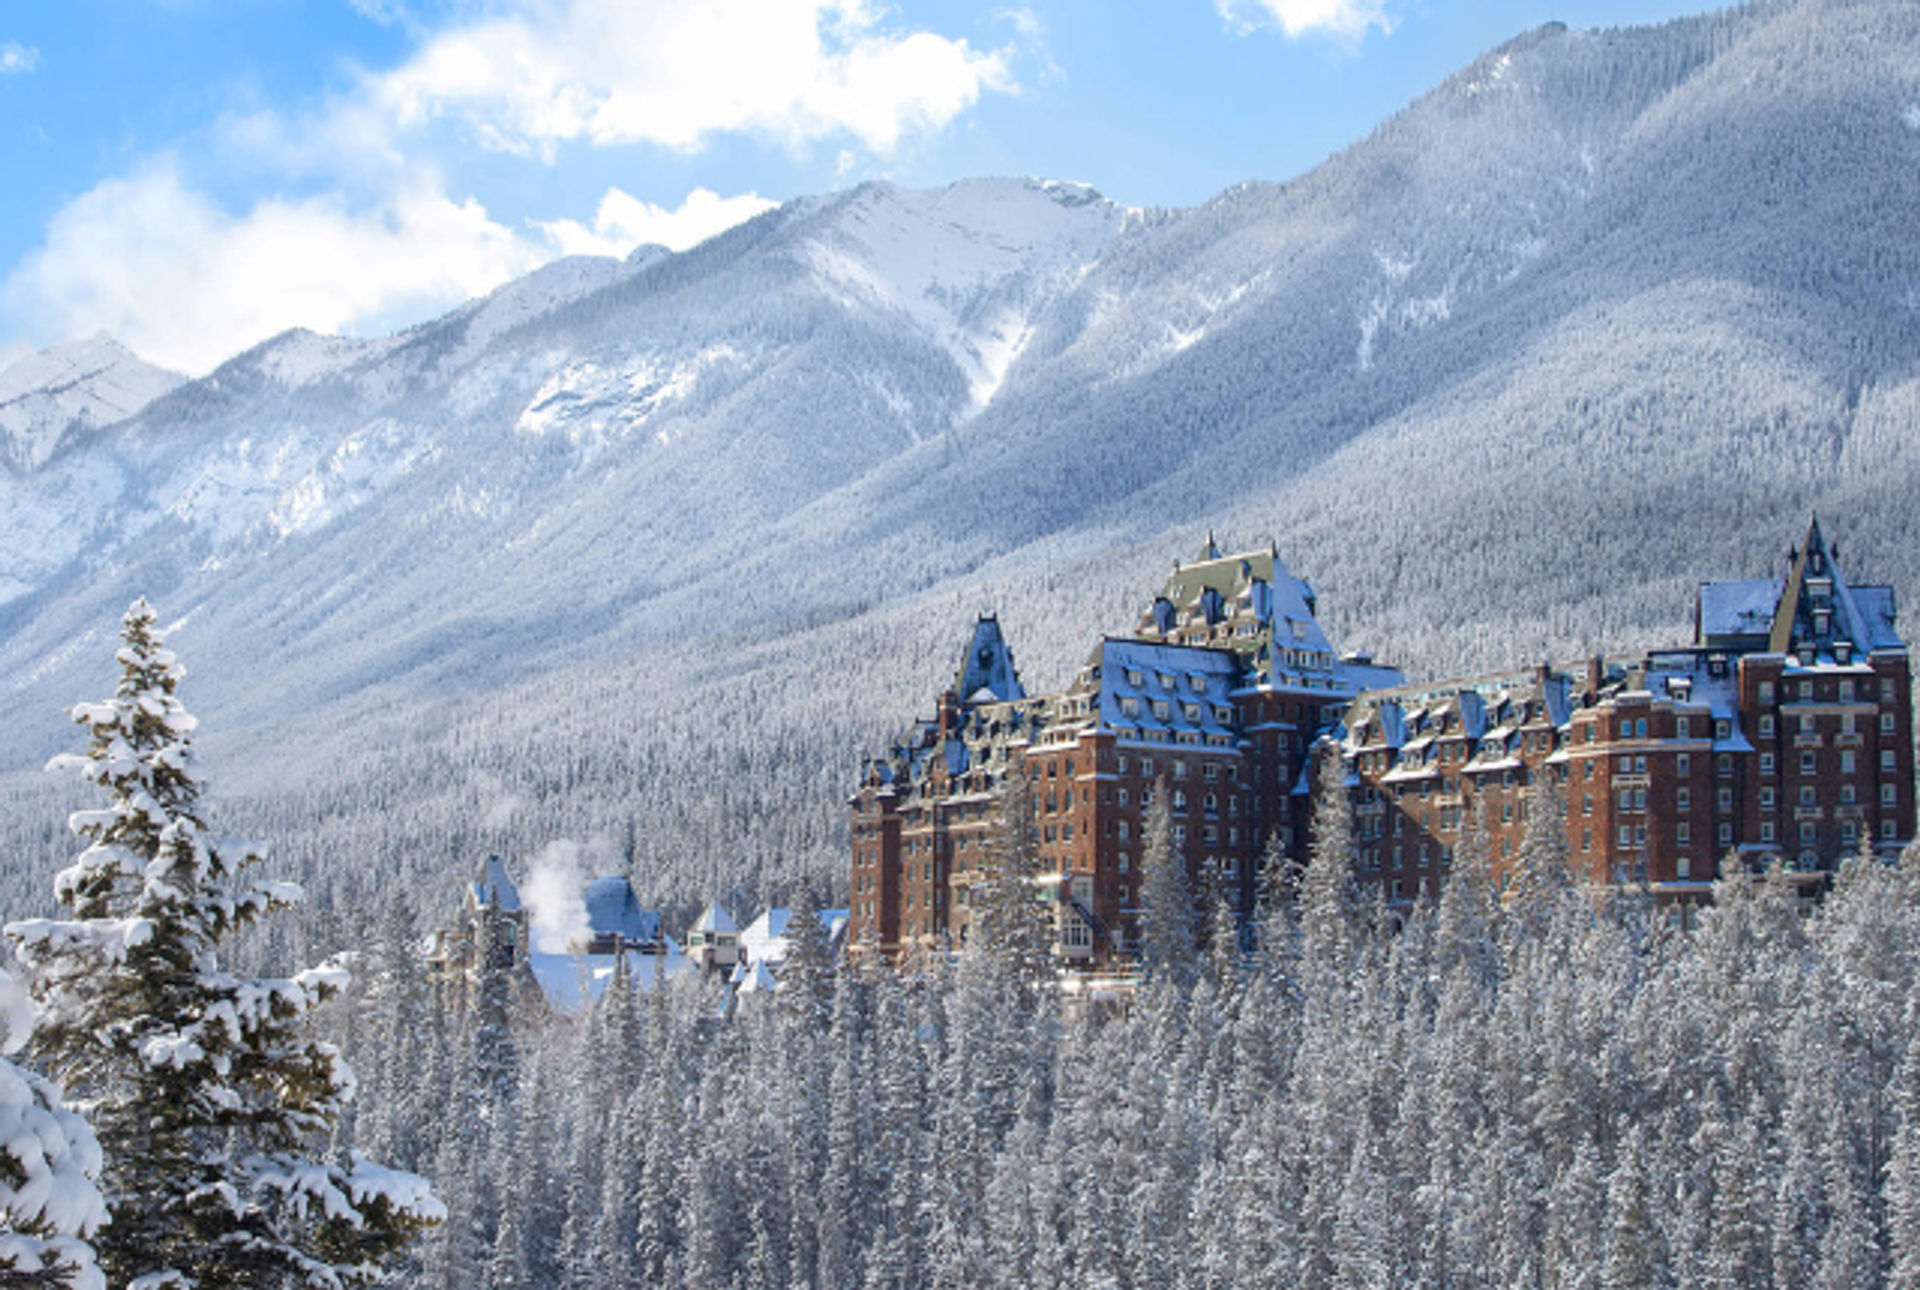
left=1138, top=784, right=1198, bottom=983
left=972, top=770, right=1053, bottom=988
left=5, top=600, right=441, bottom=1289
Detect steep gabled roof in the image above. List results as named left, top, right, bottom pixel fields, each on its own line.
left=583, top=875, right=661, bottom=945
left=471, top=855, right=520, bottom=912
left=954, top=615, right=1025, bottom=704
left=692, top=902, right=738, bottom=935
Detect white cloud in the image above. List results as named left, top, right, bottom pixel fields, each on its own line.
left=375, top=0, right=1017, bottom=157
left=1216, top=0, right=1392, bottom=40
left=0, top=0, right=1018, bottom=372
left=537, top=186, right=776, bottom=257
left=1, top=161, right=543, bottom=374
left=0, top=42, right=41, bottom=74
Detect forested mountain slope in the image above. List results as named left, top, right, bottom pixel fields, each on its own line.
left=2, top=0, right=1916, bottom=919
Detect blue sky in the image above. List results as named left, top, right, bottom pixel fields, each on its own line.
left=0, top=0, right=1718, bottom=374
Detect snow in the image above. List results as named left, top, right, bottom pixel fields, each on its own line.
left=526, top=946, right=693, bottom=1011
left=800, top=179, right=1127, bottom=413
left=0, top=336, right=183, bottom=470
left=691, top=902, right=738, bottom=935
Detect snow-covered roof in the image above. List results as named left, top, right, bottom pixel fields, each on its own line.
left=471, top=856, right=520, bottom=912
left=954, top=615, right=1025, bottom=704
left=1092, top=639, right=1241, bottom=739
left=527, top=946, right=691, bottom=1011
left=1697, top=578, right=1780, bottom=644
left=691, top=902, right=737, bottom=935
left=583, top=876, right=660, bottom=945
left=734, top=960, right=778, bottom=997
left=739, top=906, right=851, bottom=967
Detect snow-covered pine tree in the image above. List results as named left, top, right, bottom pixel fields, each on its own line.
left=0, top=967, right=104, bottom=1290
left=1138, top=783, right=1198, bottom=983
left=5, top=599, right=442, bottom=1289
left=1299, top=750, right=1361, bottom=981
left=971, top=769, right=1053, bottom=989
left=779, top=883, right=836, bottom=1022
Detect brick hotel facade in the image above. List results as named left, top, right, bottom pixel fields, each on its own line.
left=848, top=521, right=1913, bottom=963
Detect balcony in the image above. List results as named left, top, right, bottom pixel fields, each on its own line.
left=1794, top=806, right=1824, bottom=821
left=1793, top=733, right=1823, bottom=750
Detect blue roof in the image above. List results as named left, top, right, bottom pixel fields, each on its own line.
left=955, top=615, right=1025, bottom=703
left=583, top=876, right=660, bottom=944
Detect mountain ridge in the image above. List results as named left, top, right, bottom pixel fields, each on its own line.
left=2, top=0, right=1917, bottom=914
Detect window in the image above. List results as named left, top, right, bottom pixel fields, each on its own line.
left=1583, top=793, right=1593, bottom=816
left=1677, top=753, right=1691, bottom=776
left=1715, top=719, right=1732, bottom=741
left=1886, top=820, right=1899, bottom=840
left=1677, top=821, right=1690, bottom=845
left=1800, top=714, right=1815, bottom=735
left=1141, top=758, right=1154, bottom=777
left=1619, top=825, right=1633, bottom=847
left=1636, top=719, right=1648, bottom=738
left=1189, top=675, right=1206, bottom=693
left=1182, top=703, right=1202, bottom=722
left=1677, top=716, right=1691, bottom=739
left=1841, top=785, right=1856, bottom=805
left=1586, top=761, right=1596, bottom=780
left=1718, top=754, right=1732, bottom=777
left=1841, top=821, right=1858, bottom=846
left=1634, top=789, right=1648, bottom=811
left=1801, top=821, right=1817, bottom=844
left=1718, top=787, right=1733, bottom=811
left=1118, top=788, right=1129, bottom=807
left=1759, top=681, right=1774, bottom=703
left=1677, top=852, right=1692, bottom=879
left=1677, top=787, right=1691, bottom=811
left=1760, top=787, right=1775, bottom=809
left=1883, top=712, right=1897, bottom=734
left=1760, top=752, right=1775, bottom=774
left=1172, top=791, right=1188, bottom=813
left=1719, top=821, right=1734, bottom=846
left=1760, top=821, right=1775, bottom=843
left=1581, top=831, right=1591, bottom=852
left=1173, top=759, right=1189, bottom=779
left=1126, top=670, right=1143, bottom=687
left=1152, top=701, right=1170, bottom=720
left=1117, top=755, right=1129, bottom=774
left=1204, top=762, right=1220, bottom=781
left=1800, top=786, right=1816, bottom=807
left=1884, top=784, right=1899, bottom=806
left=1118, top=853, right=1130, bottom=874
left=1635, top=756, right=1647, bottom=774
left=1760, top=715, right=1775, bottom=737
left=1173, top=825, right=1187, bottom=844
left=1884, top=750, right=1898, bottom=772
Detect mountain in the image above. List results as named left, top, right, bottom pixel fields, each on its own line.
left=3, top=0, right=1917, bottom=916
left=0, top=336, right=182, bottom=472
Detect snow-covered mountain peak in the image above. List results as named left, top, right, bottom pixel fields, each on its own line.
left=798, top=177, right=1131, bottom=410
left=0, top=336, right=184, bottom=470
